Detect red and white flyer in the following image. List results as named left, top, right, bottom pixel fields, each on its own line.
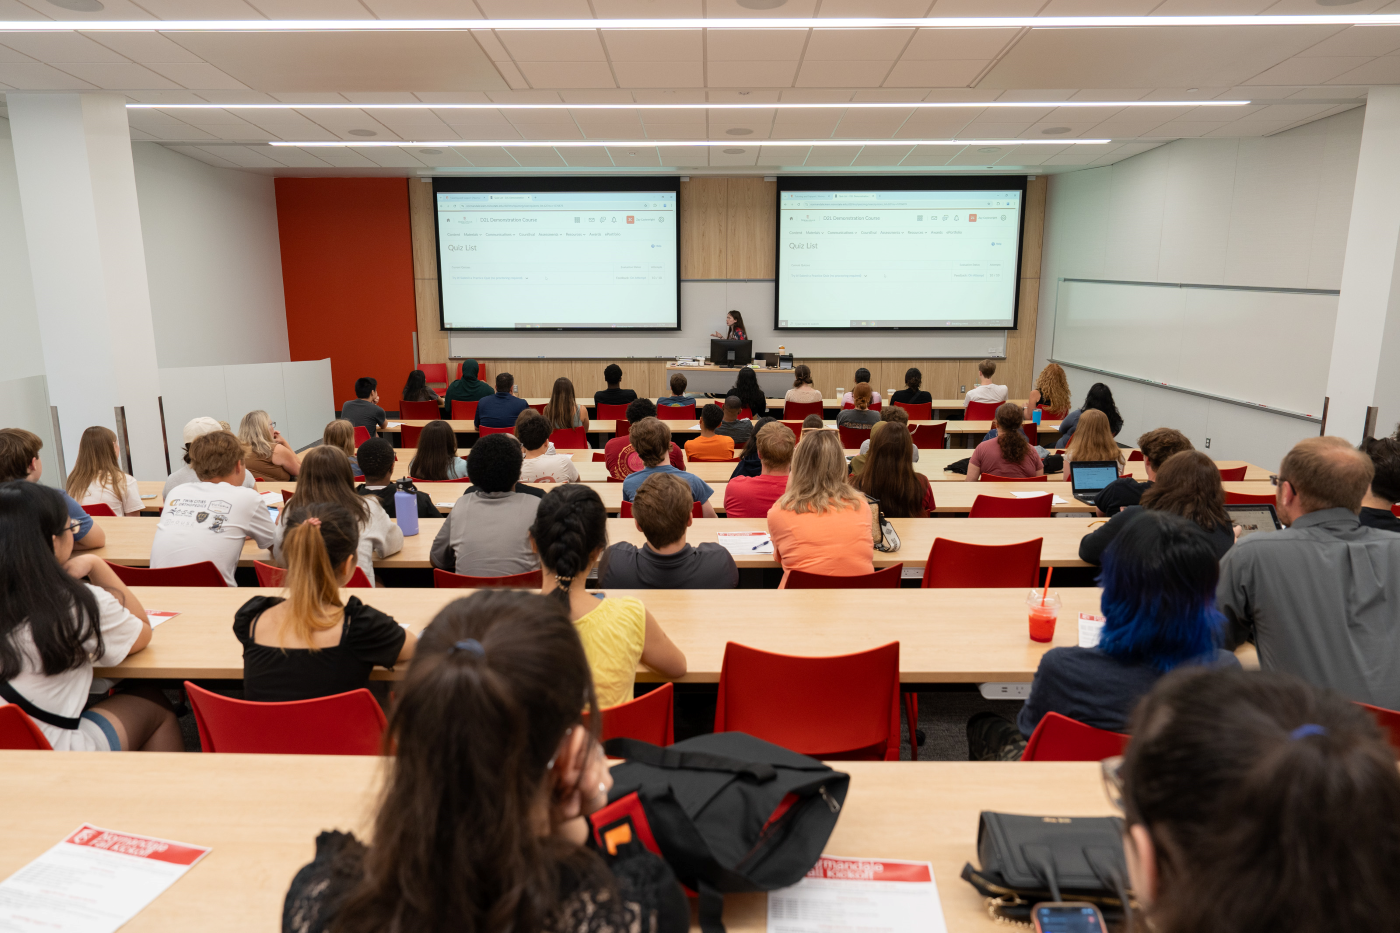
left=768, top=856, right=947, bottom=933
left=0, top=824, right=211, bottom=933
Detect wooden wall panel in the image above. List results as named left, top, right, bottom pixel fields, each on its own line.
left=408, top=180, right=449, bottom=369
left=1002, top=176, right=1048, bottom=399
left=726, top=177, right=776, bottom=279
left=679, top=177, right=729, bottom=280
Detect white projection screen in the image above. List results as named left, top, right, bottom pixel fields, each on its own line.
left=434, top=178, right=680, bottom=331
left=775, top=177, right=1027, bottom=331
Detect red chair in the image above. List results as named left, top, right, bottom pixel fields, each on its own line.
left=549, top=426, right=589, bottom=449
left=921, top=538, right=1042, bottom=589
left=419, top=362, right=448, bottom=388
left=592, top=452, right=607, bottom=462
left=837, top=425, right=872, bottom=449
left=838, top=400, right=880, bottom=413
left=1225, top=490, right=1276, bottom=504
left=106, top=560, right=229, bottom=587
left=739, top=407, right=754, bottom=419
left=601, top=683, right=675, bottom=746
left=784, top=400, right=824, bottom=421
left=400, top=424, right=423, bottom=447
left=782, top=420, right=806, bottom=442
left=980, top=472, right=1047, bottom=482
left=450, top=400, right=478, bottom=420
left=969, top=494, right=1054, bottom=518
left=280, top=489, right=294, bottom=504
left=1021, top=712, right=1129, bottom=762
left=1392, top=504, right=1400, bottom=518
left=0, top=705, right=52, bottom=750
left=714, top=641, right=903, bottom=761
left=786, top=564, right=903, bottom=588
left=353, top=426, right=370, bottom=447
left=657, top=404, right=697, bottom=421
left=909, top=422, right=946, bottom=449
left=398, top=400, right=441, bottom=419
left=1022, top=423, right=1038, bottom=446
left=82, top=503, right=117, bottom=517
left=433, top=568, right=544, bottom=588
left=614, top=418, right=631, bottom=438
left=254, top=560, right=372, bottom=588
left=965, top=400, right=1001, bottom=420
left=479, top=425, right=514, bottom=436
left=597, top=403, right=630, bottom=420
left=1357, top=702, right=1400, bottom=756
left=620, top=500, right=704, bottom=519
left=184, top=681, right=387, bottom=755
left=1127, top=450, right=1144, bottom=462
left=891, top=401, right=933, bottom=420
left=1217, top=465, right=1248, bottom=481
left=456, top=361, right=487, bottom=381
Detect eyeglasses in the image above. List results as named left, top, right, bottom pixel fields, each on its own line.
left=1101, top=755, right=1125, bottom=812
left=1269, top=473, right=1279, bottom=486
left=65, top=520, right=83, bottom=535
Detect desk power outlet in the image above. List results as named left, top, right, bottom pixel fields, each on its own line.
left=980, top=683, right=1032, bottom=700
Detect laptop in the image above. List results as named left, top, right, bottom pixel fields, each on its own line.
left=1226, top=503, right=1283, bottom=540
left=1069, top=461, right=1121, bottom=507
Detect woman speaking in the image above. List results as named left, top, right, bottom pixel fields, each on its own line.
left=711, top=310, right=748, bottom=340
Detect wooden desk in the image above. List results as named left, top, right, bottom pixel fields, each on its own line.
left=98, top=586, right=1104, bottom=683
left=381, top=419, right=622, bottom=437
left=0, top=753, right=1112, bottom=933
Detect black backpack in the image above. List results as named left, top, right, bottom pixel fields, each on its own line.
left=591, top=733, right=850, bottom=933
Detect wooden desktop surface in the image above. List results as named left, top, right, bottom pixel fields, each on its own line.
left=375, top=419, right=1020, bottom=438
left=97, top=586, right=1105, bottom=684
left=493, top=397, right=1029, bottom=411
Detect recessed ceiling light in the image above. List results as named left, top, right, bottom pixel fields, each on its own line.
left=1041, top=126, right=1072, bottom=135
left=723, top=148, right=747, bottom=153
left=270, top=137, right=1111, bottom=148
left=47, top=0, right=104, bottom=10
left=418, top=148, right=442, bottom=154
left=725, top=128, right=754, bottom=136
left=347, top=129, right=377, bottom=136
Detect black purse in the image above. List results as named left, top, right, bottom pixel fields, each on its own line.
left=960, top=812, right=1134, bottom=930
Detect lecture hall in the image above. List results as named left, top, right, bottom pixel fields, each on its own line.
left=3, top=6, right=1400, bottom=933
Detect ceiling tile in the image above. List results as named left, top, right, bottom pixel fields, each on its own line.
left=996, top=89, right=1078, bottom=101
left=795, top=60, right=892, bottom=87
left=1329, top=56, right=1400, bottom=84
left=559, top=89, right=636, bottom=102
left=304, top=146, right=379, bottom=168
left=485, top=89, right=564, bottom=103
left=1245, top=56, right=1373, bottom=85
left=954, top=120, right=1033, bottom=136
left=1083, top=121, right=1159, bottom=137
left=3, top=33, right=129, bottom=62
left=368, top=123, right=458, bottom=141
left=354, top=146, right=428, bottom=168
left=1142, top=121, right=1220, bottom=136
left=818, top=0, right=931, bottom=12
left=90, top=33, right=204, bottom=64
left=633, top=89, right=708, bottom=102
left=459, top=145, right=526, bottom=167
left=1297, top=25, right=1400, bottom=57
left=443, top=124, right=526, bottom=139
left=706, top=61, right=799, bottom=87
left=781, top=88, right=855, bottom=101
left=499, top=62, right=537, bottom=90
left=656, top=145, right=706, bottom=165
left=342, top=91, right=420, bottom=103
left=128, top=127, right=160, bottom=141
left=572, top=107, right=642, bottom=125
left=903, top=27, right=1020, bottom=60
left=894, top=120, right=973, bottom=136
left=0, top=44, right=37, bottom=63
left=513, top=123, right=584, bottom=139
left=579, top=124, right=648, bottom=138
left=708, top=106, right=776, bottom=123
left=607, top=146, right=662, bottom=166
left=359, top=0, right=485, bottom=14
left=130, top=0, right=265, bottom=17
left=1263, top=0, right=1391, bottom=11
left=928, top=0, right=1042, bottom=11
left=708, top=145, right=760, bottom=166
left=884, top=59, right=985, bottom=87
left=758, top=144, right=813, bottom=163
left=1037, top=0, right=1157, bottom=11
left=196, top=145, right=282, bottom=168
left=470, top=30, right=511, bottom=62
left=801, top=145, right=862, bottom=166
left=705, top=0, right=819, bottom=15
left=0, top=61, right=96, bottom=88
left=852, top=145, right=915, bottom=165
left=773, top=107, right=843, bottom=126
left=642, top=123, right=707, bottom=138
left=500, top=145, right=567, bottom=166
left=475, top=0, right=593, bottom=16
left=1204, top=121, right=1288, bottom=136
left=1067, top=89, right=1146, bottom=101
left=642, top=108, right=705, bottom=123
left=613, top=61, right=704, bottom=88
left=140, top=122, right=218, bottom=140
left=592, top=0, right=702, bottom=14
left=831, top=121, right=902, bottom=138
left=176, top=107, right=260, bottom=125
left=1019, top=121, right=1104, bottom=137
left=771, top=123, right=838, bottom=138
left=163, top=145, right=240, bottom=168
left=499, top=30, right=607, bottom=62
left=243, top=0, right=373, bottom=16
left=709, top=122, right=771, bottom=138
left=708, top=89, right=781, bottom=101
left=707, top=30, right=809, bottom=61
left=259, top=146, right=334, bottom=167
left=803, top=29, right=913, bottom=60
left=18, top=0, right=156, bottom=19
left=198, top=124, right=277, bottom=140
left=601, top=29, right=702, bottom=62
left=516, top=61, right=616, bottom=88
left=504, top=107, right=575, bottom=124
left=560, top=147, right=616, bottom=167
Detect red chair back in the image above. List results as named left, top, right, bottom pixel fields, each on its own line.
left=837, top=424, right=871, bottom=449
left=1357, top=702, right=1400, bottom=756
left=254, top=560, right=371, bottom=588
left=479, top=425, right=514, bottom=436
left=1392, top=504, right=1400, bottom=518
left=739, top=408, right=753, bottom=420
left=980, top=472, right=1046, bottom=482
left=969, top=494, right=1054, bottom=518
left=786, top=564, right=903, bottom=589
left=398, top=400, right=440, bottom=419
left=614, top=418, right=631, bottom=438
left=892, top=401, right=932, bottom=420
left=82, top=503, right=117, bottom=517
left=784, top=400, right=824, bottom=421
left=1022, top=423, right=1038, bottom=445
left=715, top=641, right=902, bottom=760
left=1127, top=449, right=1144, bottom=462
left=419, top=362, right=448, bottom=386
left=620, top=500, right=703, bottom=518
left=597, top=403, right=630, bottom=420
left=456, top=361, right=487, bottom=381
left=657, top=404, right=696, bottom=421
left=549, top=426, right=589, bottom=449
left=450, top=400, right=478, bottom=420
left=107, top=560, right=229, bottom=587
left=1225, top=490, right=1276, bottom=504
left=868, top=401, right=882, bottom=412
left=433, top=567, right=544, bottom=588
left=353, top=425, right=370, bottom=447
left=601, top=683, right=675, bottom=746
left=184, top=681, right=387, bottom=755
left=965, top=400, right=1001, bottom=420
left=281, top=489, right=294, bottom=503
left=781, top=420, right=806, bottom=442
left=0, top=704, right=52, bottom=750
left=909, top=422, right=946, bottom=449
left=921, top=538, right=1042, bottom=588
left=592, top=451, right=607, bottom=462
left=1217, top=465, right=1248, bottom=481
left=400, top=424, right=423, bottom=447
left=1021, top=712, right=1129, bottom=762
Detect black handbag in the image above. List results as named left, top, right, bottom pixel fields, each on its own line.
left=961, top=812, right=1134, bottom=930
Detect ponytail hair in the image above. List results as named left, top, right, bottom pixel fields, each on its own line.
left=280, top=502, right=359, bottom=647
left=529, top=485, right=608, bottom=606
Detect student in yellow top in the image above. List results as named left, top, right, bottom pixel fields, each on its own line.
left=684, top=404, right=736, bottom=462
left=529, top=484, right=686, bottom=707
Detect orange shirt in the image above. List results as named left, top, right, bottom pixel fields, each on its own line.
left=766, top=501, right=875, bottom=586
left=685, top=433, right=735, bottom=461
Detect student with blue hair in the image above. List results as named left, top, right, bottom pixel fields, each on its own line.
left=968, top=510, right=1240, bottom=760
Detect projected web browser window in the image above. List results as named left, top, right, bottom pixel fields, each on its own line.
left=776, top=189, right=1022, bottom=329
left=436, top=190, right=678, bottom=330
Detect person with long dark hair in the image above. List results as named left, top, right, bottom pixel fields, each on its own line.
left=841, top=368, right=881, bottom=407
left=409, top=420, right=469, bottom=481
left=401, top=369, right=441, bottom=404
left=849, top=424, right=934, bottom=518
left=723, top=366, right=767, bottom=419
left=1080, top=450, right=1233, bottom=564
left=543, top=377, right=590, bottom=432
left=281, top=590, right=689, bottom=933
left=966, top=403, right=1043, bottom=480
left=890, top=367, right=931, bottom=406
left=529, top=484, right=686, bottom=706
left=0, top=481, right=179, bottom=751
left=728, top=415, right=776, bottom=479
left=710, top=309, right=747, bottom=341
left=1055, top=382, right=1124, bottom=448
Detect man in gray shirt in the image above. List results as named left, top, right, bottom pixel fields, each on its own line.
left=1218, top=436, right=1400, bottom=709
left=430, top=433, right=540, bottom=578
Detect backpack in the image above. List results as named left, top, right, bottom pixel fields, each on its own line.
left=591, top=733, right=850, bottom=933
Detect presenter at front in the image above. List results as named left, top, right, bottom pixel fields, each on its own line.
left=711, top=310, right=748, bottom=341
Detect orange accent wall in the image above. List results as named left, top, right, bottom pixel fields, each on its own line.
left=275, top=178, right=417, bottom=408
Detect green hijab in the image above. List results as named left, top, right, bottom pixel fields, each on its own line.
left=446, top=359, right=492, bottom=402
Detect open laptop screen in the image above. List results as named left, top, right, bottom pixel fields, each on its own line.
left=1071, top=462, right=1120, bottom=494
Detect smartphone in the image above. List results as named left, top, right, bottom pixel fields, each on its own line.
left=1032, top=902, right=1107, bottom=933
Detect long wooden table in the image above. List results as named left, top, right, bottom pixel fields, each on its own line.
left=0, top=753, right=1113, bottom=933
left=97, top=586, right=1105, bottom=684
left=450, top=397, right=1029, bottom=413
left=377, top=418, right=1008, bottom=440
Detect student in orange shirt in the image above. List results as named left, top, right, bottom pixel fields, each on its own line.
left=766, top=429, right=874, bottom=586
left=684, top=404, right=735, bottom=462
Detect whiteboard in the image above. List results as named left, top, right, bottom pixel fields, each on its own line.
left=449, top=281, right=1006, bottom=360
left=1050, top=278, right=1337, bottom=420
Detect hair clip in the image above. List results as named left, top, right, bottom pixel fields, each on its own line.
left=304, top=517, right=322, bottom=527
left=451, top=638, right=485, bottom=658
left=1289, top=723, right=1327, bottom=740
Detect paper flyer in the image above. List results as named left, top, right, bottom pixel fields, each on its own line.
left=145, top=611, right=180, bottom=628
left=768, top=856, right=947, bottom=933
left=717, top=530, right=773, bottom=555
left=1009, top=492, right=1068, bottom=504
left=1079, top=612, right=1106, bottom=648
left=0, top=824, right=211, bottom=933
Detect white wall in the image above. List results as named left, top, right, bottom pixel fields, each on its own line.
left=1036, top=107, right=1365, bottom=470
left=0, top=119, right=46, bottom=382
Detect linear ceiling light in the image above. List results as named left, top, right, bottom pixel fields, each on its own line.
left=269, top=138, right=1110, bottom=147
left=5, top=14, right=1400, bottom=30
left=130, top=100, right=1249, bottom=110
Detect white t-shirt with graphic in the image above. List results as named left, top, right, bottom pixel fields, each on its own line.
left=518, top=453, right=580, bottom=484
left=151, top=482, right=277, bottom=586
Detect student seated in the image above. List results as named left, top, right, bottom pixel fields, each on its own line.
left=164, top=417, right=258, bottom=500
left=1080, top=451, right=1233, bottom=564
left=852, top=407, right=920, bottom=474
left=966, top=403, right=1044, bottom=480
left=444, top=358, right=492, bottom=405
left=725, top=421, right=795, bottom=518
left=714, top=396, right=754, bottom=447
left=272, top=446, right=403, bottom=587
left=729, top=416, right=778, bottom=480
left=1063, top=409, right=1126, bottom=470
left=621, top=419, right=716, bottom=515
left=784, top=364, right=822, bottom=404
left=1055, top=382, right=1123, bottom=449
left=322, top=419, right=360, bottom=476
left=401, top=369, right=441, bottom=404
left=1094, top=427, right=1193, bottom=516
left=840, top=368, right=881, bottom=407
left=801, top=414, right=825, bottom=431
left=409, top=421, right=469, bottom=481
left=890, top=367, right=932, bottom=406
left=767, top=429, right=874, bottom=584
left=0, top=428, right=105, bottom=551
left=354, top=438, right=437, bottom=519
left=836, top=383, right=880, bottom=431
left=239, top=409, right=301, bottom=480
left=593, top=363, right=638, bottom=407
left=341, top=377, right=387, bottom=439
left=684, top=404, right=735, bottom=461
left=67, top=425, right=142, bottom=516
left=531, top=484, right=686, bottom=706
left=1023, top=362, right=1071, bottom=420
left=430, top=434, right=541, bottom=578
left=969, top=511, right=1240, bottom=760
left=1219, top=436, right=1400, bottom=708
left=1111, top=667, right=1400, bottom=933
left=1359, top=436, right=1400, bottom=532
left=723, top=367, right=767, bottom=420
left=282, top=589, right=688, bottom=933
left=475, top=373, right=529, bottom=430
left=604, top=398, right=685, bottom=480
left=598, top=473, right=738, bottom=590
left=239, top=503, right=413, bottom=702
left=963, top=359, right=1008, bottom=407
left=850, top=424, right=934, bottom=518
left=658, top=372, right=695, bottom=407
left=543, top=377, right=590, bottom=432
left=152, top=431, right=276, bottom=585
left=515, top=409, right=580, bottom=484
left=0, top=481, right=179, bottom=751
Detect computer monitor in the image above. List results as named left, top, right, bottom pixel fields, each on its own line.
left=710, top=339, right=753, bottom=367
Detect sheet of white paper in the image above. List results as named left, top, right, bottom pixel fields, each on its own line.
left=1007, top=492, right=1068, bottom=504
left=1079, top=612, right=1105, bottom=648
left=434, top=501, right=456, bottom=508
left=385, top=421, right=404, bottom=428
left=145, top=611, right=179, bottom=628
left=140, top=494, right=158, bottom=500
left=0, top=824, right=210, bottom=933
left=716, top=531, right=773, bottom=555
left=768, top=856, right=947, bottom=933
left=259, top=491, right=283, bottom=507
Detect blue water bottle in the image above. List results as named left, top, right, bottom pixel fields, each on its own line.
left=394, top=479, right=419, bottom=536
left=1032, top=408, right=1042, bottom=426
